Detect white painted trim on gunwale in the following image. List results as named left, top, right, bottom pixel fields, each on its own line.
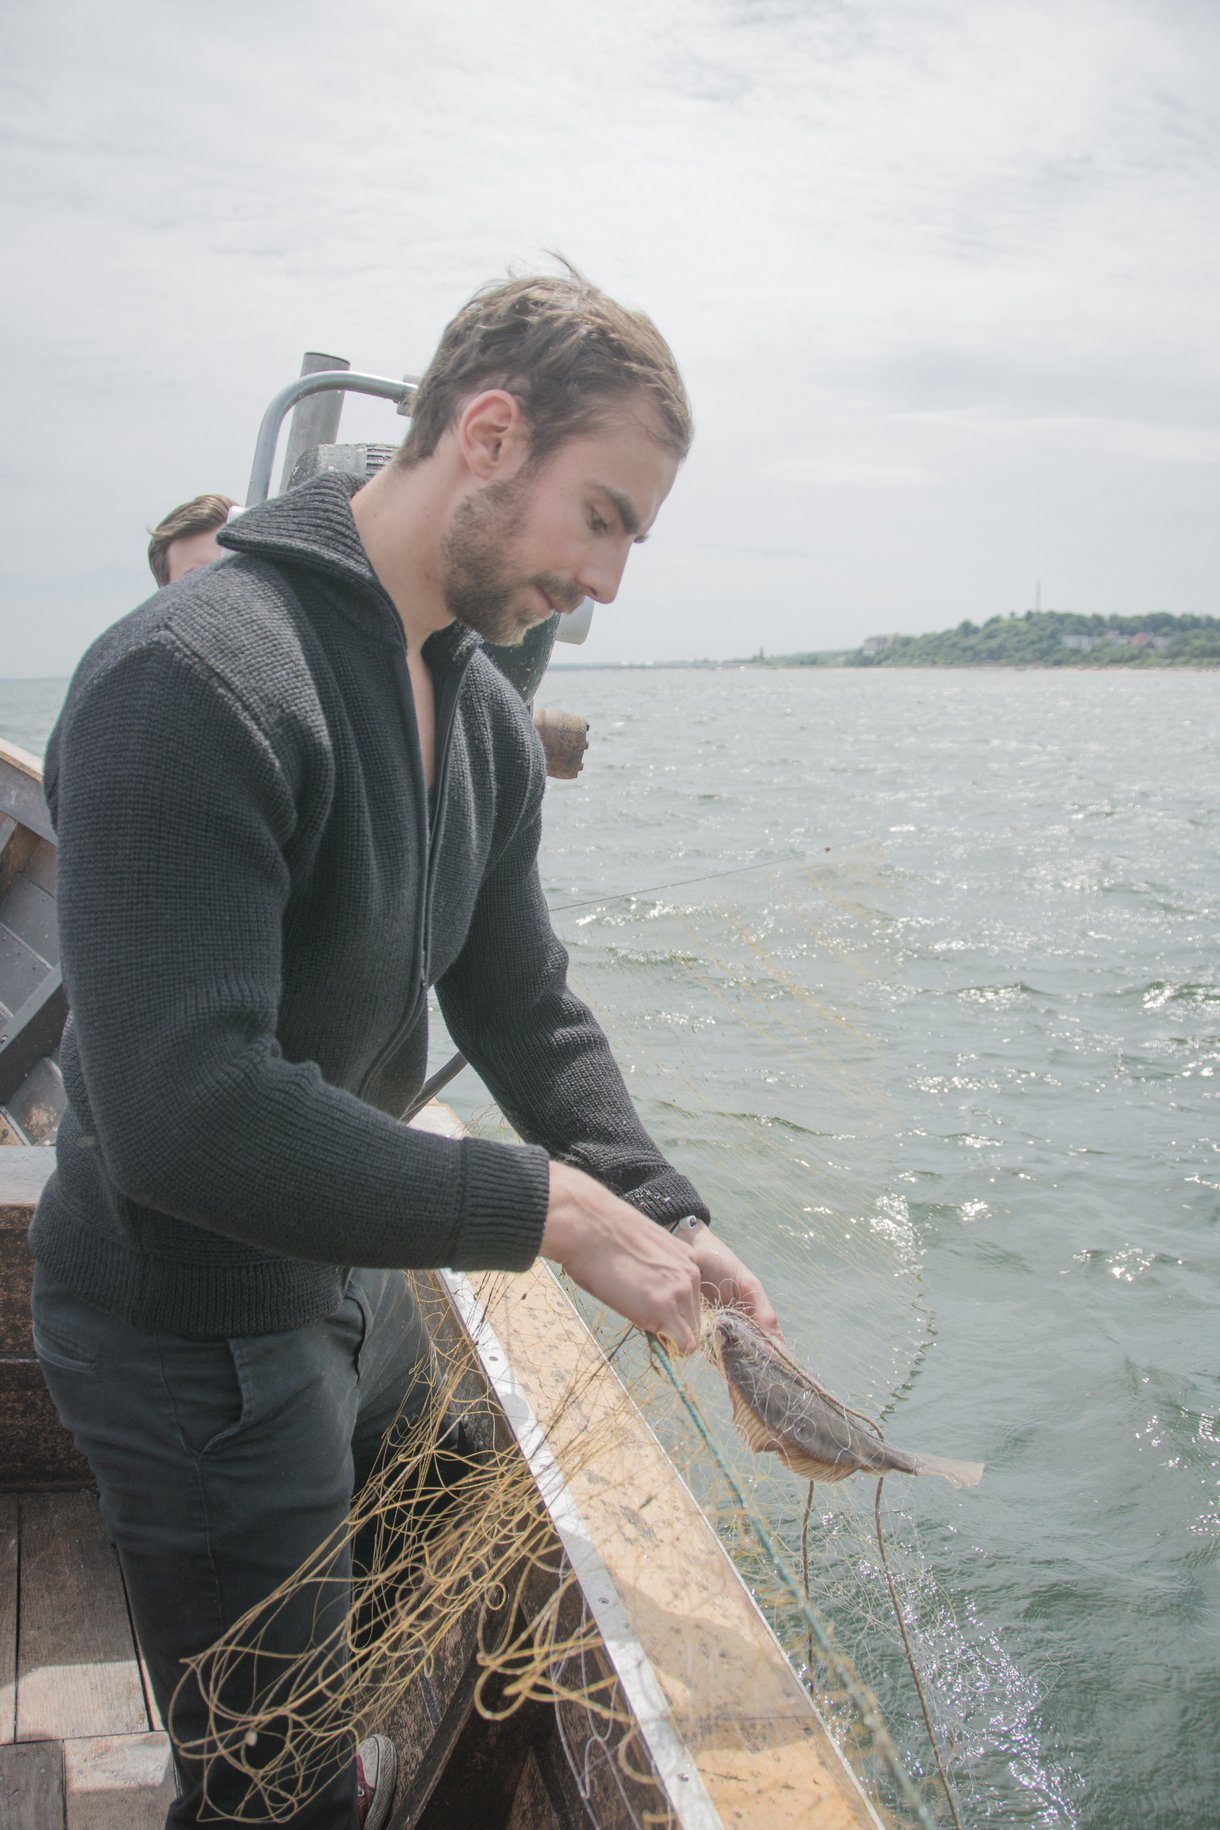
left=441, top=1267, right=724, bottom=1830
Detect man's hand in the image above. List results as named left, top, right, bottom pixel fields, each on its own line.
left=541, top=1162, right=703, bottom=1353
left=684, top=1226, right=782, bottom=1338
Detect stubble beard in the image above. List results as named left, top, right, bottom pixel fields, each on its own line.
left=441, top=480, right=576, bottom=648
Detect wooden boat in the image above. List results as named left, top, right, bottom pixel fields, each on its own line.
left=0, top=739, right=90, bottom=1501
left=0, top=739, right=64, bottom=1151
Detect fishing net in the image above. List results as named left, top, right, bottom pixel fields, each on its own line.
left=454, top=846, right=1032, bottom=1824
left=174, top=1314, right=655, bottom=1823
left=177, top=848, right=1018, bottom=1827
left=176, top=1272, right=943, bottom=1829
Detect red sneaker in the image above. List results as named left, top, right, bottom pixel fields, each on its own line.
left=355, top=1734, right=398, bottom=1830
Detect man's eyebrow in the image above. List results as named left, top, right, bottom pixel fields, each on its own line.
left=597, top=485, right=648, bottom=541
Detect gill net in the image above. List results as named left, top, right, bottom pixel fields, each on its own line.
left=178, top=850, right=1023, bottom=1826
left=551, top=850, right=979, bottom=1820
left=474, top=847, right=1029, bottom=1821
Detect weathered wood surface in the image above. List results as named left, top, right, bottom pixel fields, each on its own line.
left=0, top=1495, right=16, bottom=1743
left=0, top=1498, right=169, bottom=1828
left=380, top=1576, right=484, bottom=1827
left=0, top=1145, right=57, bottom=1222
left=413, top=1102, right=882, bottom=1830
left=0, top=742, right=43, bottom=780
left=62, top=1733, right=176, bottom=1829
left=17, top=1492, right=147, bottom=1743
left=19, top=834, right=56, bottom=899
left=0, top=1150, right=91, bottom=1492
left=0, top=1734, right=175, bottom=1830
left=131, top=1640, right=164, bottom=1737
left=0, top=1738, right=65, bottom=1830
left=504, top=1747, right=565, bottom=1830
left=476, top=1265, right=879, bottom=1829
left=0, top=742, right=54, bottom=848
left=0, top=742, right=64, bottom=1143
left=1, top=870, right=58, bottom=968
left=504, top=1749, right=567, bottom=1830
left=2, top=1029, right=66, bottom=1144
left=0, top=1365, right=93, bottom=1493
left=1, top=1148, right=51, bottom=1363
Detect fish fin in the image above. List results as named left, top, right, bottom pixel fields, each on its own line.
left=777, top=1447, right=856, bottom=1483
left=907, top=1452, right=985, bottom=1489
left=726, top=1378, right=784, bottom=1458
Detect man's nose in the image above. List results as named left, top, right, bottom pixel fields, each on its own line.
left=577, top=540, right=631, bottom=606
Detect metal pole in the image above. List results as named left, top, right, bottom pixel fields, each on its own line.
left=279, top=352, right=350, bottom=493
left=245, top=371, right=417, bottom=506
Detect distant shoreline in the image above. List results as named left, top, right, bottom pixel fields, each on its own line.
left=547, top=658, right=1220, bottom=672
left=10, top=665, right=1218, bottom=681
left=552, top=609, right=1219, bottom=671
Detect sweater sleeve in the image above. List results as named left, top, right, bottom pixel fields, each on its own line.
left=51, top=635, right=550, bottom=1272
left=435, top=752, right=711, bottom=1228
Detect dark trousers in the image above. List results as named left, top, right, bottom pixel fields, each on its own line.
left=33, top=1265, right=436, bottom=1828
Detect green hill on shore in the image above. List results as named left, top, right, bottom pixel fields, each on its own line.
left=748, top=610, right=1219, bottom=669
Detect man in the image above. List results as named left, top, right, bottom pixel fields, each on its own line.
left=33, top=270, right=777, bottom=1827
left=147, top=491, right=236, bottom=586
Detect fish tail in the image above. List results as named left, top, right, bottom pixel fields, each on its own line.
left=909, top=1452, right=985, bottom=1489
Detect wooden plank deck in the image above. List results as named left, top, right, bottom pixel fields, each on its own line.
left=0, top=1491, right=176, bottom=1829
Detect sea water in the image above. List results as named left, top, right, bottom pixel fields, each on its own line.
left=4, top=666, right=1216, bottom=1827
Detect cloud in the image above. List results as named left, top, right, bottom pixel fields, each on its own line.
left=770, top=457, right=941, bottom=489
left=3, top=0, right=1218, bottom=671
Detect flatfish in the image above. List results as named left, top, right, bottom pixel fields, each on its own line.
left=707, top=1311, right=984, bottom=1489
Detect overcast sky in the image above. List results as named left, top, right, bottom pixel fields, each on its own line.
left=3, top=0, right=1217, bottom=675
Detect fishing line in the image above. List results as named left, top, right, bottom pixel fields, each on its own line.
left=651, top=1326, right=968, bottom=1830
left=408, top=847, right=822, bottom=1118
left=446, top=843, right=982, bottom=1813
left=791, top=1359, right=966, bottom=1830
left=801, top=1481, right=815, bottom=1678
left=847, top=1388, right=967, bottom=1830
left=550, top=847, right=814, bottom=913
left=647, top=1336, right=940, bottom=1830
left=874, top=1478, right=965, bottom=1830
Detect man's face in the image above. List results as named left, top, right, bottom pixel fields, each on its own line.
left=440, top=407, right=679, bottom=647
left=165, top=529, right=224, bottom=584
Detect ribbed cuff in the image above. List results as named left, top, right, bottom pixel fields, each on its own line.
left=622, top=1172, right=712, bottom=1230
left=444, top=1137, right=551, bottom=1271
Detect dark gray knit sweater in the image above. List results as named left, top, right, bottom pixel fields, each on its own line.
left=31, top=473, right=708, bottom=1337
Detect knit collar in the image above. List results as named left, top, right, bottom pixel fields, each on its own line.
left=219, top=471, right=376, bottom=586
left=219, top=471, right=481, bottom=669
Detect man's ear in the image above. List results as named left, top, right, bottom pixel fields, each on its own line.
left=456, top=389, right=531, bottom=482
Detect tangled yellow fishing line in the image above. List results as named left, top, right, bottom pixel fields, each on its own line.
left=173, top=849, right=984, bottom=1827
left=173, top=1282, right=698, bottom=1826
left=172, top=1279, right=960, bottom=1828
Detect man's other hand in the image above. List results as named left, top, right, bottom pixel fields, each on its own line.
left=541, top=1162, right=702, bottom=1353
left=684, top=1227, right=782, bottom=1338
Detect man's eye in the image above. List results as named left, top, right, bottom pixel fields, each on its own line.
left=589, top=514, right=610, bottom=534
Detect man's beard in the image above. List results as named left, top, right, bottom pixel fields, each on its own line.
left=440, top=480, right=579, bottom=647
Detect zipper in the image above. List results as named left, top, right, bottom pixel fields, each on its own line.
left=421, top=647, right=465, bottom=985
left=356, top=623, right=472, bottom=1100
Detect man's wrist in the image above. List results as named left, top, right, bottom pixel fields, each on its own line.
left=665, top=1214, right=707, bottom=1244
